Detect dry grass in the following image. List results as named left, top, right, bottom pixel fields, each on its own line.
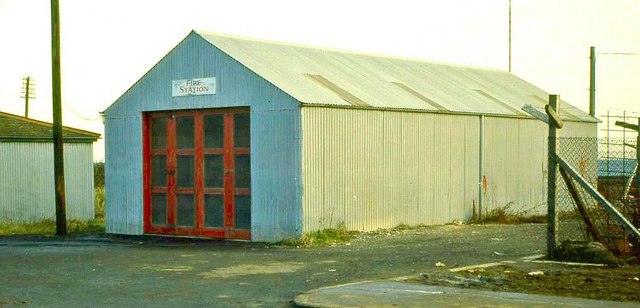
left=417, top=264, right=640, bottom=302
left=471, top=202, right=546, bottom=224
left=95, top=186, right=105, bottom=219
left=0, top=219, right=104, bottom=236
left=280, top=223, right=360, bottom=247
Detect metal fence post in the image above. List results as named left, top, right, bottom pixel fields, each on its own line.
left=547, top=95, right=560, bottom=256
left=637, top=118, right=640, bottom=202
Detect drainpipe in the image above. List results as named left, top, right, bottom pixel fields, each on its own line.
left=478, top=115, right=485, bottom=218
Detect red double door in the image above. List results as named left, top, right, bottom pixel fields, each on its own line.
left=143, top=108, right=251, bottom=239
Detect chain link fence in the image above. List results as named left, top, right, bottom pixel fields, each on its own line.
left=556, top=137, right=639, bottom=255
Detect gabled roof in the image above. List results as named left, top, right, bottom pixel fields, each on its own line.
left=0, top=111, right=100, bottom=143
left=195, top=30, right=596, bottom=122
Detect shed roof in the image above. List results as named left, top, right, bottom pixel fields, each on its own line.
left=0, top=111, right=100, bottom=143
left=195, top=30, right=596, bottom=122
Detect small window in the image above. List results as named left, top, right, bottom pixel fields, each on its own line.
left=176, top=116, right=195, bottom=149
left=204, top=114, right=224, bottom=148
left=151, top=117, right=167, bottom=149
left=234, top=113, right=250, bottom=148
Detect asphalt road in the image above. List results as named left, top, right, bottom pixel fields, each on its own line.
left=0, top=223, right=546, bottom=307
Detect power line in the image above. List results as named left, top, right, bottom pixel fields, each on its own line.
left=61, top=100, right=102, bottom=121
left=597, top=52, right=640, bottom=56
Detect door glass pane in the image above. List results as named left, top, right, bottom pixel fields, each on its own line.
left=176, top=116, right=194, bottom=149
left=177, top=194, right=195, bottom=227
left=204, top=114, right=224, bottom=148
left=234, top=113, right=250, bottom=148
left=151, top=193, right=167, bottom=225
left=234, top=195, right=251, bottom=229
left=151, top=155, right=166, bottom=187
left=151, top=117, right=167, bottom=149
left=204, top=195, right=224, bottom=228
left=204, top=154, right=223, bottom=188
left=235, top=155, right=250, bottom=188
left=177, top=155, right=194, bottom=188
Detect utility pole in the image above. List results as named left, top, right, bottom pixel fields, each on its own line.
left=51, top=0, right=67, bottom=236
left=21, top=76, right=36, bottom=118
left=589, top=46, right=596, bottom=117
left=547, top=95, right=560, bottom=256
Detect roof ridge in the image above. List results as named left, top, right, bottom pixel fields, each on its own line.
left=193, top=30, right=508, bottom=74
left=0, top=110, right=101, bottom=138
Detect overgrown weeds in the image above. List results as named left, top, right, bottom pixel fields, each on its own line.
left=94, top=162, right=105, bottom=188
left=0, top=219, right=105, bottom=236
left=551, top=240, right=621, bottom=265
left=471, top=202, right=546, bottom=224
left=280, top=223, right=359, bottom=247
left=366, top=223, right=431, bottom=236
left=95, top=186, right=105, bottom=219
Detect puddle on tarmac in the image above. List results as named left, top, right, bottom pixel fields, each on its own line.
left=199, top=262, right=304, bottom=279
left=140, top=265, right=194, bottom=272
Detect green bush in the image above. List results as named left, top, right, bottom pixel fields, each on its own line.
left=95, top=186, right=105, bottom=219
left=94, top=162, right=104, bottom=188
left=281, top=223, right=359, bottom=247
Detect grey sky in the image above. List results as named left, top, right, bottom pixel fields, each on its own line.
left=0, top=0, right=638, bottom=161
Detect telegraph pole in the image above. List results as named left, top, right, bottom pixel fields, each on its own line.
left=21, top=76, right=36, bottom=118
left=589, top=47, right=596, bottom=117
left=51, top=0, right=67, bottom=236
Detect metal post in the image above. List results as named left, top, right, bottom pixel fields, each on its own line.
left=51, top=0, right=66, bottom=236
left=589, top=47, right=596, bottom=117
left=547, top=95, right=560, bottom=256
left=25, top=76, right=30, bottom=118
left=478, top=115, right=485, bottom=218
left=636, top=118, right=640, bottom=202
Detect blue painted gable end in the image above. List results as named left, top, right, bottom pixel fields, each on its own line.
left=104, top=31, right=302, bottom=242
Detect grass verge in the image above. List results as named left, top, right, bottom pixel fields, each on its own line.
left=471, top=203, right=546, bottom=224
left=280, top=223, right=360, bottom=247
left=417, top=264, right=640, bottom=302
left=0, top=219, right=105, bottom=236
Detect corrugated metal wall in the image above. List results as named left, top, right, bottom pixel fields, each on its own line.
left=481, top=117, right=546, bottom=214
left=104, top=33, right=302, bottom=241
left=301, top=107, right=597, bottom=232
left=104, top=116, right=144, bottom=235
left=481, top=118, right=597, bottom=215
left=0, top=142, right=95, bottom=223
left=301, top=107, right=479, bottom=232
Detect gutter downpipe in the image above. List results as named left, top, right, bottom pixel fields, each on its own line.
left=478, top=114, right=485, bottom=218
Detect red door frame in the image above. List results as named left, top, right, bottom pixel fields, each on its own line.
left=143, top=108, right=251, bottom=239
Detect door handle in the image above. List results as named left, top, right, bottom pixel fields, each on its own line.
left=224, top=169, right=233, bottom=174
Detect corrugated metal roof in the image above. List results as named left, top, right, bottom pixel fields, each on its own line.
left=195, top=30, right=596, bottom=122
left=0, top=111, right=100, bottom=142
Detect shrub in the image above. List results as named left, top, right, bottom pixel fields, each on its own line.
left=281, top=223, right=359, bottom=247
left=95, top=186, right=105, bottom=219
left=94, top=162, right=104, bottom=188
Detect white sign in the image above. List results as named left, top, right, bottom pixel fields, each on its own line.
left=172, top=77, right=216, bottom=97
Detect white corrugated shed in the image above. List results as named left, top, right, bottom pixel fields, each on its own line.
left=0, top=111, right=100, bottom=223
